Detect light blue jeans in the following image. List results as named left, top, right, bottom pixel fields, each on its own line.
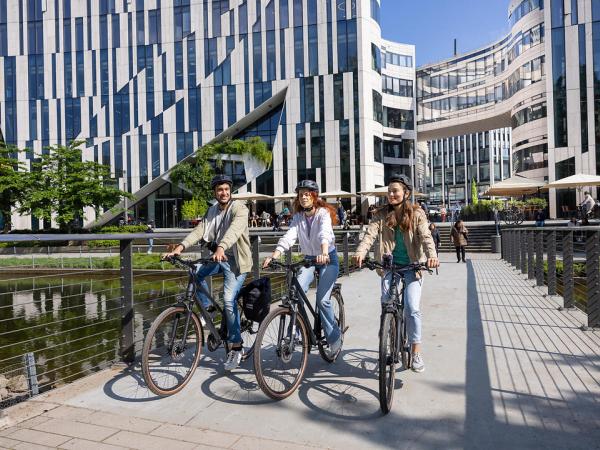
left=195, top=261, right=247, bottom=344
left=380, top=269, right=423, bottom=345
left=296, top=250, right=341, bottom=345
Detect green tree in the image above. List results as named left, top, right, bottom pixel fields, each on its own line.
left=471, top=178, right=478, bottom=205
left=0, top=144, right=28, bottom=232
left=170, top=137, right=271, bottom=215
left=19, top=141, right=130, bottom=232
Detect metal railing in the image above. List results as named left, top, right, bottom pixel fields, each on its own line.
left=501, top=227, right=600, bottom=330
left=0, top=229, right=364, bottom=405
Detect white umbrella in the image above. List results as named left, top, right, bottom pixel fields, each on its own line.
left=272, top=193, right=297, bottom=200
left=320, top=190, right=356, bottom=198
left=359, top=186, right=426, bottom=197
left=544, top=173, right=600, bottom=189
left=232, top=192, right=273, bottom=201
left=482, top=175, right=546, bottom=196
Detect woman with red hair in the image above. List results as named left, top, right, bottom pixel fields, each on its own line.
left=262, top=180, right=343, bottom=358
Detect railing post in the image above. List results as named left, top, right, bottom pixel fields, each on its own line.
left=120, top=239, right=135, bottom=364
left=286, top=248, right=292, bottom=265
left=562, top=231, right=574, bottom=309
left=535, top=230, right=544, bottom=287
left=547, top=231, right=557, bottom=296
left=584, top=230, right=600, bottom=329
left=252, top=236, right=261, bottom=279
left=343, top=232, right=350, bottom=276
left=501, top=232, right=506, bottom=260
left=514, top=230, right=521, bottom=269
left=527, top=231, right=535, bottom=280
left=520, top=230, right=527, bottom=274
left=24, top=352, right=39, bottom=396
left=511, top=230, right=517, bottom=267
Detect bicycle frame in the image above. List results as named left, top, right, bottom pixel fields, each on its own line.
left=383, top=270, right=407, bottom=360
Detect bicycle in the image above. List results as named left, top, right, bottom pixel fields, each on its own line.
left=141, top=255, right=258, bottom=396
left=253, top=259, right=346, bottom=400
left=500, top=206, right=524, bottom=225
left=363, top=257, right=433, bottom=414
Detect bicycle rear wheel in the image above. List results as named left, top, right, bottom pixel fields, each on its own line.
left=253, top=307, right=309, bottom=400
left=142, top=306, right=203, bottom=396
left=239, top=312, right=259, bottom=362
left=379, top=312, right=397, bottom=414
left=318, top=290, right=345, bottom=363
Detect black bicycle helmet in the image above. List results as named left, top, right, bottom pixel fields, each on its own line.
left=211, top=174, right=233, bottom=189
left=295, top=179, right=319, bottom=193
left=388, top=173, right=413, bottom=191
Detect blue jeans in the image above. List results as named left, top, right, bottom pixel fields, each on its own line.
left=296, top=250, right=341, bottom=345
left=380, top=269, right=423, bottom=345
left=195, top=261, right=247, bottom=344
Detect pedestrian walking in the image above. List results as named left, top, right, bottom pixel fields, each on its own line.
left=146, top=221, right=154, bottom=254
left=440, top=204, right=447, bottom=223
left=450, top=220, right=468, bottom=263
left=429, top=223, right=441, bottom=255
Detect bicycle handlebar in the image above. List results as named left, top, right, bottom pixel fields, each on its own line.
left=363, top=257, right=435, bottom=275
left=161, top=254, right=216, bottom=270
left=265, top=258, right=317, bottom=271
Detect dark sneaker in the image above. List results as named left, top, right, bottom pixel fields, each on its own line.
left=411, top=352, right=425, bottom=372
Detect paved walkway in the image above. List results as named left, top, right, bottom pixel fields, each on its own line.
left=1, top=254, right=599, bottom=449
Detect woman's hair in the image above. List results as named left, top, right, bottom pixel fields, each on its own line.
left=293, top=192, right=339, bottom=225
left=429, top=223, right=436, bottom=230
left=454, top=220, right=463, bottom=228
left=384, top=183, right=419, bottom=232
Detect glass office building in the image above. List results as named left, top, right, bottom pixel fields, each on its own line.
left=0, top=0, right=418, bottom=229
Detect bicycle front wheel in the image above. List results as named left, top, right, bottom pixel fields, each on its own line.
left=379, top=312, right=397, bottom=414
left=318, top=290, right=345, bottom=363
left=253, top=307, right=309, bottom=400
left=142, top=306, right=203, bottom=396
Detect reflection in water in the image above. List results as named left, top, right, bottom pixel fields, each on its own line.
left=0, top=274, right=185, bottom=392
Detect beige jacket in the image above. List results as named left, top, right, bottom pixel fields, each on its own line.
left=450, top=224, right=469, bottom=247
left=355, top=206, right=437, bottom=264
left=180, top=200, right=252, bottom=275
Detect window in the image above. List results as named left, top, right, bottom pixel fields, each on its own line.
left=174, top=4, right=191, bottom=40
left=279, top=0, right=289, bottom=28
left=382, top=75, right=413, bottom=97
left=253, top=31, right=263, bottom=81
left=552, top=28, right=568, bottom=147
left=148, top=10, right=161, bottom=44
left=294, top=26, right=303, bottom=77
left=384, top=107, right=414, bottom=130
left=333, top=73, right=344, bottom=120
left=372, top=90, right=383, bottom=124
left=374, top=136, right=383, bottom=163
left=370, top=0, right=380, bottom=25
left=308, top=25, right=318, bottom=75
left=293, top=0, right=303, bottom=27
left=371, top=43, right=381, bottom=74
left=266, top=31, right=276, bottom=80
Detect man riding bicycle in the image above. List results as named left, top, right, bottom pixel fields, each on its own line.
left=580, top=191, right=596, bottom=217
left=164, top=174, right=252, bottom=371
left=353, top=174, right=439, bottom=373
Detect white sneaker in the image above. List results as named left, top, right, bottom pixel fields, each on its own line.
left=224, top=348, right=244, bottom=371
left=412, top=352, right=425, bottom=373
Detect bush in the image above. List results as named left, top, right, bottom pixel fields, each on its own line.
left=526, top=198, right=548, bottom=209
left=88, top=225, right=149, bottom=247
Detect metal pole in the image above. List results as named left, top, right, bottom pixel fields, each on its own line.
left=343, top=232, right=350, bottom=276
left=584, top=230, right=600, bottom=329
left=23, top=352, right=39, bottom=396
left=252, top=236, right=261, bottom=279
left=547, top=231, right=557, bottom=296
left=520, top=230, right=527, bottom=274
left=535, top=230, right=544, bottom=287
left=514, top=230, right=520, bottom=269
left=120, top=239, right=135, bottom=364
left=562, top=231, right=574, bottom=310
left=527, top=231, right=535, bottom=280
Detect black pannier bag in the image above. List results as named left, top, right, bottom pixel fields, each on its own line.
left=238, top=276, right=271, bottom=323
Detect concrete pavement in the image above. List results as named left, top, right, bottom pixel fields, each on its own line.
left=1, top=254, right=599, bottom=449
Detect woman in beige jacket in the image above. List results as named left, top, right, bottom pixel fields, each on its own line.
left=353, top=174, right=439, bottom=373
left=450, top=220, right=469, bottom=263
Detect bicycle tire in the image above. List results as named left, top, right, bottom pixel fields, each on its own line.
left=142, top=306, right=203, bottom=396
left=253, top=306, right=309, bottom=400
left=379, top=312, right=397, bottom=414
left=400, top=316, right=410, bottom=370
left=239, top=308, right=259, bottom=362
left=317, top=290, right=345, bottom=363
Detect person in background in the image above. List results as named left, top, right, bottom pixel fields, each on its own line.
left=336, top=200, right=346, bottom=228
left=440, top=204, right=447, bottom=223
left=249, top=211, right=259, bottom=228
left=429, top=223, right=441, bottom=255
left=281, top=204, right=291, bottom=225
left=146, top=222, right=154, bottom=254
left=260, top=210, right=271, bottom=227
left=534, top=209, right=545, bottom=227
left=450, top=220, right=468, bottom=263
left=580, top=191, right=596, bottom=217
left=420, top=201, right=429, bottom=218
left=567, top=217, right=579, bottom=227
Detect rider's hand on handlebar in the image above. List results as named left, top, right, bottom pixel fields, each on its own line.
left=211, top=246, right=228, bottom=262
left=316, top=253, right=330, bottom=265
left=352, top=254, right=364, bottom=268
left=161, top=244, right=184, bottom=261
left=262, top=250, right=281, bottom=269
left=427, top=257, right=440, bottom=269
